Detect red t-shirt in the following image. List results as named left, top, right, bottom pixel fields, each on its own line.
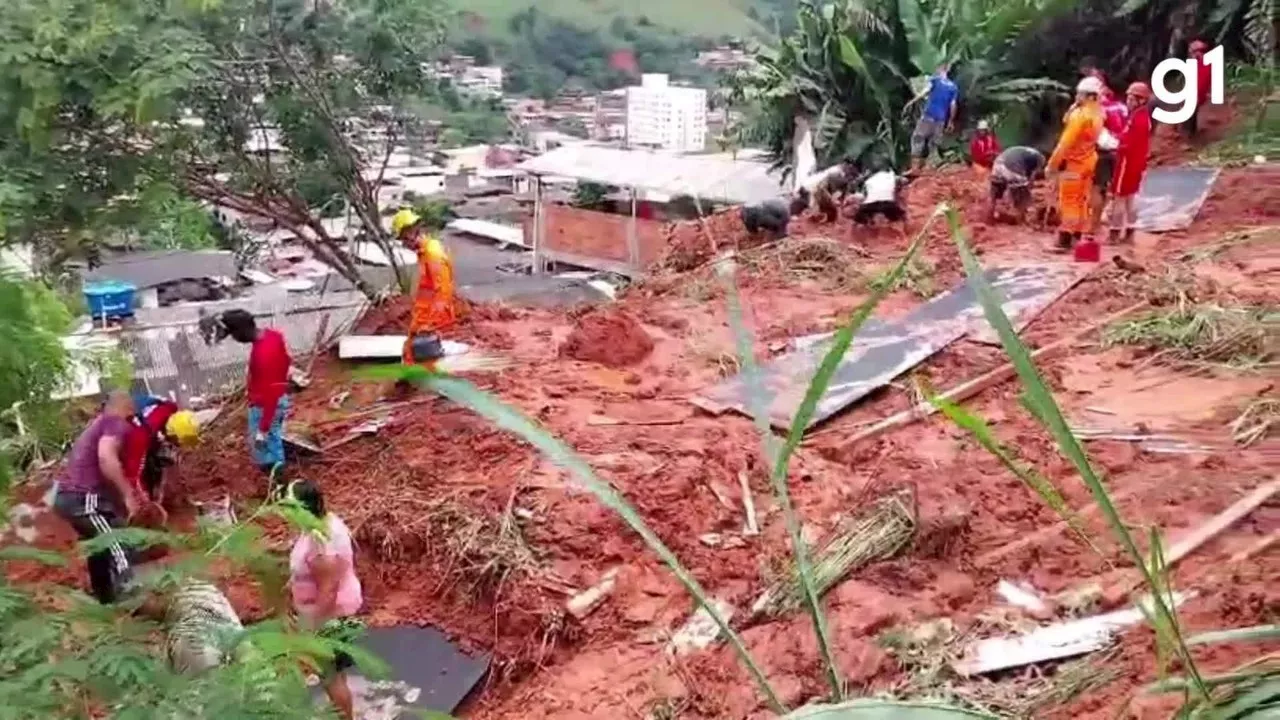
left=1196, top=57, right=1212, bottom=103
left=122, top=400, right=178, bottom=490
left=247, top=329, right=291, bottom=432
left=969, top=134, right=1001, bottom=168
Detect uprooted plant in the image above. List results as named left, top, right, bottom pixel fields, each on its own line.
left=1102, top=303, right=1278, bottom=372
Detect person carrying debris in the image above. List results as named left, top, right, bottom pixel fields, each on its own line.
left=851, top=159, right=909, bottom=227
left=910, top=63, right=959, bottom=172
left=790, top=157, right=860, bottom=223
left=286, top=479, right=364, bottom=720
left=52, top=391, right=141, bottom=604
left=1047, top=76, right=1105, bottom=252
left=122, top=395, right=200, bottom=508
left=392, top=208, right=456, bottom=369
left=1109, top=82, right=1155, bottom=243
left=986, top=146, right=1046, bottom=225
left=215, top=309, right=293, bottom=482
left=969, top=120, right=1001, bottom=174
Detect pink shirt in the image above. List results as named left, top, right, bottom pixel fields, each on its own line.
left=289, top=514, right=363, bottom=620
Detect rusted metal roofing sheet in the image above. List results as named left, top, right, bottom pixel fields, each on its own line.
left=517, top=145, right=787, bottom=204
left=691, top=263, right=1092, bottom=431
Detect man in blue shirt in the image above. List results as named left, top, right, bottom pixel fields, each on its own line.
left=911, top=63, right=959, bottom=171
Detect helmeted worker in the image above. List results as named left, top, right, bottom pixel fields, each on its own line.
left=122, top=395, right=200, bottom=505
left=1047, top=76, right=1105, bottom=252
left=391, top=208, right=456, bottom=368
left=1109, top=82, right=1155, bottom=243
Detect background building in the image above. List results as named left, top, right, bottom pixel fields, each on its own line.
left=624, top=74, right=707, bottom=153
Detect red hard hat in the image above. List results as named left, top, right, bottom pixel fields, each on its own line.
left=1189, top=39, right=1209, bottom=51
left=1126, top=82, right=1152, bottom=99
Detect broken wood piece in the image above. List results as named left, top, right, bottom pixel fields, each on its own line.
left=738, top=471, right=760, bottom=536
left=282, top=432, right=323, bottom=456
left=667, top=598, right=735, bottom=656
left=818, top=301, right=1149, bottom=446
left=701, top=478, right=734, bottom=510
left=997, top=579, right=1052, bottom=618
left=698, top=533, right=747, bottom=549
left=566, top=567, right=621, bottom=619
left=953, top=592, right=1192, bottom=676
left=321, top=415, right=394, bottom=452
left=1104, top=478, right=1279, bottom=600
left=1229, top=530, right=1280, bottom=564
left=1164, top=479, right=1280, bottom=565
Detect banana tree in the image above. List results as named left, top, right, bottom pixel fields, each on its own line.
left=731, top=0, right=1072, bottom=177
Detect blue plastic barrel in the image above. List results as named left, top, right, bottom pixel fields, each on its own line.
left=83, top=280, right=137, bottom=320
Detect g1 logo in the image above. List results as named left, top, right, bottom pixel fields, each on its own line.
left=1151, top=45, right=1225, bottom=124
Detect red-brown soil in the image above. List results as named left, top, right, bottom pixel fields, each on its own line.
left=6, top=98, right=1276, bottom=719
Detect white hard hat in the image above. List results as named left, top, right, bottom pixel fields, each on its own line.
left=976, top=120, right=990, bottom=130
left=1076, top=76, right=1103, bottom=95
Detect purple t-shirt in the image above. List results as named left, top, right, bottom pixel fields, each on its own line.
left=60, top=413, right=131, bottom=493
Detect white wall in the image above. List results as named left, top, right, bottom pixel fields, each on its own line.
left=625, top=74, right=707, bottom=153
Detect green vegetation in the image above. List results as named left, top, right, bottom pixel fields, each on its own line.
left=452, top=9, right=730, bottom=98
left=731, top=0, right=1277, bottom=173
left=1102, top=304, right=1277, bottom=372
left=0, top=274, right=73, bottom=486
left=1198, top=64, right=1280, bottom=166
left=0, top=495, right=385, bottom=718
left=0, top=0, right=453, bottom=295
left=450, top=0, right=766, bottom=39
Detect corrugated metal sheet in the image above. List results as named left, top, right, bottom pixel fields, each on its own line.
left=1135, top=167, right=1221, bottom=232
left=692, top=264, right=1092, bottom=431
left=517, top=146, right=786, bottom=204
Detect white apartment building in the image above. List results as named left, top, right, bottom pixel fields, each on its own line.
left=624, top=74, right=707, bottom=153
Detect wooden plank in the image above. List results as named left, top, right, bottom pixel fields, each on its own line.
left=953, top=592, right=1191, bottom=676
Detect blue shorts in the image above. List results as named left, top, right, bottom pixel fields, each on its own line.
left=247, top=395, right=290, bottom=470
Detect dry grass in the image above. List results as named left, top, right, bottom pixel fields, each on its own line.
left=1231, top=396, right=1280, bottom=446
left=750, top=491, right=916, bottom=619
left=739, top=236, right=870, bottom=291
left=1102, top=303, right=1278, bottom=372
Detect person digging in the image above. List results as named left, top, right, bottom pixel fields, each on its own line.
left=986, top=146, right=1046, bottom=225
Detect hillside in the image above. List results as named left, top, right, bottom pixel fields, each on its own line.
left=451, top=0, right=770, bottom=39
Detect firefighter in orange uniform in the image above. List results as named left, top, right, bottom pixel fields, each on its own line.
left=391, top=209, right=456, bottom=369
left=1046, top=76, right=1105, bottom=253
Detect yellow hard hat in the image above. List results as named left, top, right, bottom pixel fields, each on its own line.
left=165, top=410, right=200, bottom=447
left=391, top=208, right=422, bottom=237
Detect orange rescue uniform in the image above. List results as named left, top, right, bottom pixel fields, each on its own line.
left=402, top=235, right=457, bottom=365
left=1047, top=101, right=1104, bottom=235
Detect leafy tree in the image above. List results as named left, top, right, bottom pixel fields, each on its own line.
left=0, top=0, right=451, bottom=296
left=571, top=182, right=611, bottom=210
left=0, top=273, right=72, bottom=486
left=731, top=0, right=1077, bottom=174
